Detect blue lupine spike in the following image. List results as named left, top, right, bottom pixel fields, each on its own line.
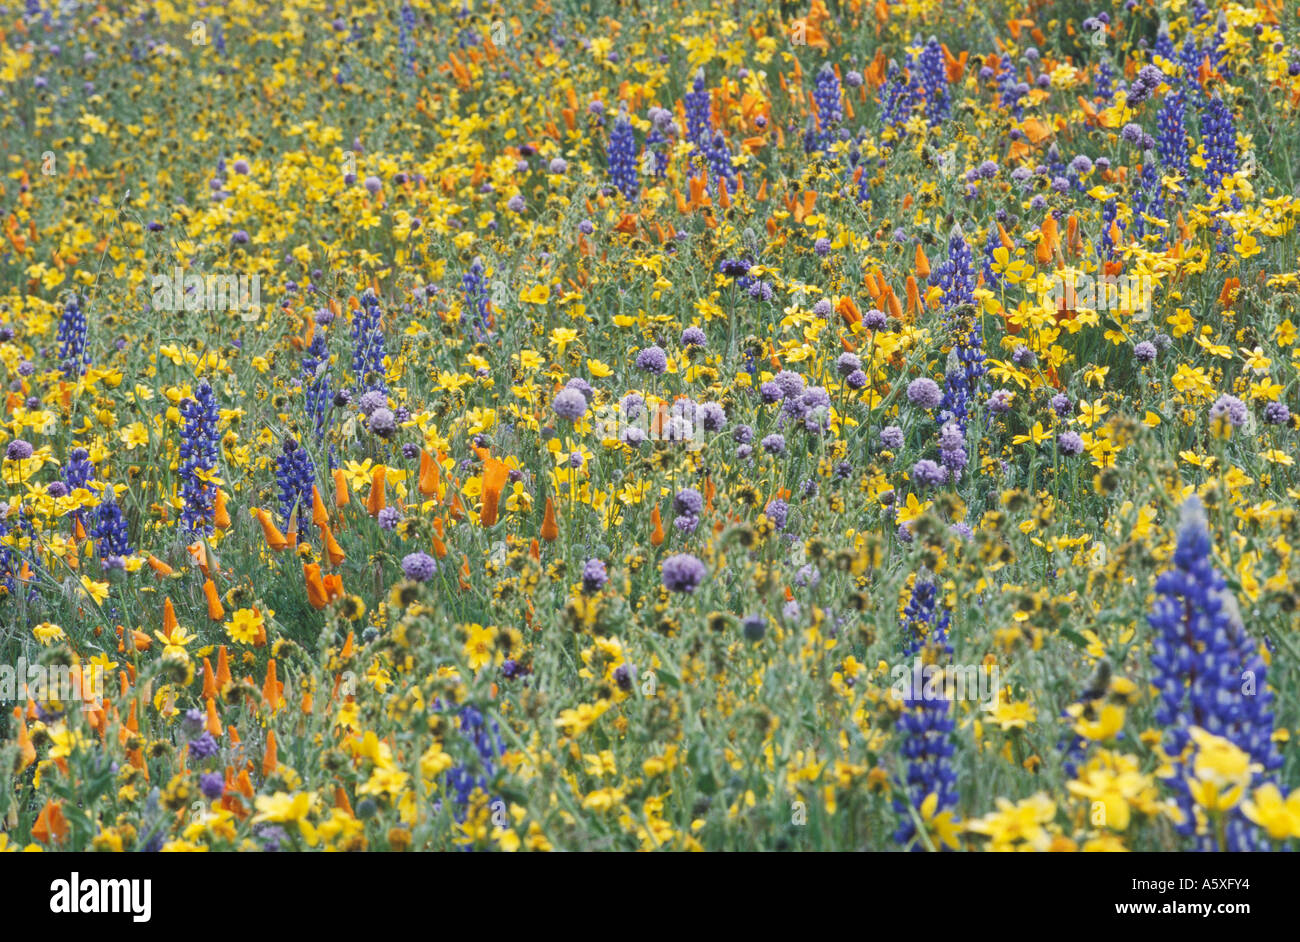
left=301, top=332, right=332, bottom=443
left=996, top=54, right=1024, bottom=119
left=178, top=380, right=220, bottom=537
left=607, top=106, right=640, bottom=202
left=1094, top=57, right=1114, bottom=104
left=460, top=258, right=492, bottom=338
left=1156, top=88, right=1189, bottom=177
left=812, top=64, right=843, bottom=151
left=352, top=288, right=388, bottom=395
left=90, top=490, right=132, bottom=559
left=918, top=38, right=950, bottom=127
left=1148, top=497, right=1282, bottom=850
left=893, top=573, right=958, bottom=849
left=56, top=294, right=89, bottom=378
left=275, top=436, right=316, bottom=539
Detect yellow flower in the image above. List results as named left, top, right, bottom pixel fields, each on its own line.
left=1240, top=783, right=1300, bottom=840
left=79, top=576, right=109, bottom=605
left=33, top=622, right=66, bottom=646
left=252, top=792, right=319, bottom=846
left=966, top=793, right=1056, bottom=850
left=462, top=623, right=497, bottom=671
left=225, top=607, right=264, bottom=645
left=1066, top=750, right=1163, bottom=831
left=548, top=327, right=579, bottom=353
left=1185, top=727, right=1256, bottom=813
left=1072, top=703, right=1125, bottom=741
left=555, top=700, right=610, bottom=737
left=918, top=791, right=962, bottom=850
left=985, top=698, right=1036, bottom=731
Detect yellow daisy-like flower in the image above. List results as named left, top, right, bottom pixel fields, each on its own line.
left=224, top=607, right=264, bottom=645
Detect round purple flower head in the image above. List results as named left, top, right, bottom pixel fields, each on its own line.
left=581, top=558, right=608, bottom=593
left=564, top=377, right=593, bottom=400
left=5, top=439, right=33, bottom=461
left=773, top=370, right=806, bottom=399
left=1263, top=401, right=1291, bottom=425
left=367, top=408, right=397, bottom=437
left=879, top=425, right=904, bottom=450
left=357, top=390, right=387, bottom=416
left=906, top=378, right=943, bottom=409
left=402, top=552, right=437, bottom=582
left=680, top=326, right=707, bottom=347
left=836, top=352, right=862, bottom=376
left=698, top=401, right=726, bottom=432
left=635, top=345, right=668, bottom=375
left=760, top=433, right=786, bottom=455
left=674, top=487, right=704, bottom=516
left=1057, top=431, right=1085, bottom=456
left=1209, top=394, right=1248, bottom=428
left=1133, top=341, right=1157, bottom=364
left=200, top=771, right=225, bottom=799
left=911, top=459, right=947, bottom=487
left=552, top=387, right=589, bottom=420
left=661, top=553, right=707, bottom=593
left=987, top=389, right=1014, bottom=414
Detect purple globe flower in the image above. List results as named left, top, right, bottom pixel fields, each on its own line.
left=680, top=326, right=707, bottom=347
left=661, top=553, right=707, bottom=593
left=564, top=377, right=593, bottom=400
left=357, top=390, right=387, bottom=416
left=367, top=408, right=397, bottom=437
left=879, top=425, right=904, bottom=450
left=1133, top=341, right=1157, bottom=364
left=1209, top=394, right=1248, bottom=428
left=906, top=378, right=943, bottom=409
left=1057, top=431, right=1085, bottom=456
left=773, top=370, right=806, bottom=399
left=698, top=401, right=726, bottom=432
left=188, top=732, right=219, bottom=761
left=5, top=439, right=33, bottom=461
left=674, top=487, right=704, bottom=516
left=764, top=499, right=789, bottom=530
left=863, top=309, right=887, bottom=330
left=911, top=459, right=947, bottom=487
left=581, top=558, right=608, bottom=593
left=760, top=433, right=786, bottom=455
left=199, top=771, right=225, bottom=799
left=402, top=552, right=438, bottom=582
left=987, top=389, right=1014, bottom=414
left=1263, top=401, right=1291, bottom=425
left=635, top=345, right=668, bottom=375
left=363, top=176, right=382, bottom=195
left=552, top=387, right=589, bottom=420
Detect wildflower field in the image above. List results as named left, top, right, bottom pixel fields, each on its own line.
left=0, top=0, right=1299, bottom=855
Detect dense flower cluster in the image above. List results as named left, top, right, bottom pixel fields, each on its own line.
left=0, top=0, right=1298, bottom=855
